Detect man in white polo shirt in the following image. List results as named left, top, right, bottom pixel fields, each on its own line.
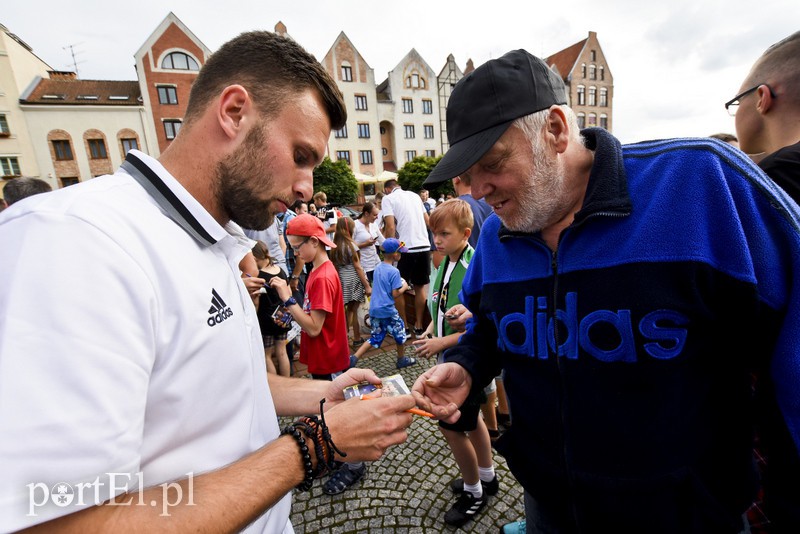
left=380, top=179, right=431, bottom=338
left=0, top=31, right=415, bottom=532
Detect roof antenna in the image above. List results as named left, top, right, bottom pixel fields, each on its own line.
left=62, top=43, right=84, bottom=78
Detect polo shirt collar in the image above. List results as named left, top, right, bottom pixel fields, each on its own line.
left=121, top=150, right=231, bottom=247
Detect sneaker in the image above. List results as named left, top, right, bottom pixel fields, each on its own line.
left=449, top=475, right=499, bottom=496
left=322, top=463, right=366, bottom=495
left=444, top=491, right=487, bottom=527
left=349, top=354, right=358, bottom=369
left=414, top=327, right=426, bottom=339
left=500, top=520, right=527, bottom=534
left=396, top=356, right=417, bottom=369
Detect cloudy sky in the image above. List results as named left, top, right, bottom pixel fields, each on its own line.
left=3, top=0, right=798, bottom=144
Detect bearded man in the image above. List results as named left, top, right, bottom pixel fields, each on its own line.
left=0, top=31, right=415, bottom=532
left=414, top=49, right=800, bottom=533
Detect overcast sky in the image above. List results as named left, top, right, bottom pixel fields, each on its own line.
left=3, top=0, right=798, bottom=144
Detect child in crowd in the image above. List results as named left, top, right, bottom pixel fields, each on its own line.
left=411, top=199, right=497, bottom=527
left=269, top=214, right=364, bottom=495
left=251, top=241, right=291, bottom=376
left=330, top=217, right=372, bottom=348
left=350, top=238, right=417, bottom=370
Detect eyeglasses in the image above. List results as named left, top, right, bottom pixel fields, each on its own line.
left=290, top=237, right=310, bottom=253
left=725, top=84, right=774, bottom=116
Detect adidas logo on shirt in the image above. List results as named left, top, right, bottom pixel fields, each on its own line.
left=207, top=288, right=233, bottom=327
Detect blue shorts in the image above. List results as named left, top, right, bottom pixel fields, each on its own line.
left=368, top=313, right=407, bottom=347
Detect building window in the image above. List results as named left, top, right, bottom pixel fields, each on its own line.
left=600, top=66, right=605, bottom=81
left=52, top=140, right=73, bottom=160
left=88, top=139, right=108, bottom=159
left=577, top=86, right=585, bottom=106
left=60, top=177, right=79, bottom=187
left=341, top=65, right=353, bottom=82
left=404, top=125, right=415, bottom=139
left=405, top=72, right=426, bottom=89
left=424, top=125, right=434, bottom=139
left=405, top=150, right=417, bottom=162
left=588, top=113, right=597, bottom=127
left=359, top=150, right=373, bottom=165
left=161, top=51, right=199, bottom=71
left=121, top=138, right=138, bottom=154
left=577, top=113, right=586, bottom=129
left=425, top=149, right=436, bottom=157
left=600, top=114, right=608, bottom=129
left=402, top=98, right=413, bottom=113
left=589, top=65, right=597, bottom=80
left=581, top=63, right=586, bottom=78
left=382, top=147, right=388, bottom=156
left=599, top=88, right=608, bottom=107
left=0, top=157, right=21, bottom=177
left=590, top=50, right=596, bottom=62
left=588, top=87, right=597, bottom=106
left=334, top=124, right=348, bottom=138
left=422, top=99, right=433, bottom=114
left=357, top=123, right=370, bottom=138
left=355, top=95, right=368, bottom=110
left=336, top=150, right=351, bottom=165
left=0, top=114, right=9, bottom=136
left=157, top=86, right=178, bottom=105
left=379, top=126, right=386, bottom=135
left=164, top=120, right=182, bottom=140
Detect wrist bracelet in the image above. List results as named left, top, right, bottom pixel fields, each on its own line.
left=293, top=419, right=329, bottom=478
left=281, top=425, right=314, bottom=491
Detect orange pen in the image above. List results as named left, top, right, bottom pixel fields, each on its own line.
left=360, top=393, right=434, bottom=418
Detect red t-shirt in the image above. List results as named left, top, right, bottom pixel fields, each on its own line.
left=299, top=260, right=350, bottom=374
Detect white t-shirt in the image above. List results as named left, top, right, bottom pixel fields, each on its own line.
left=380, top=187, right=430, bottom=250
left=0, top=151, right=291, bottom=533
left=353, top=218, right=383, bottom=272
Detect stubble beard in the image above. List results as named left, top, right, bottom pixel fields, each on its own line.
left=215, top=124, right=276, bottom=230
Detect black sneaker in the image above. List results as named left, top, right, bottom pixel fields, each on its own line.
left=414, top=327, right=426, bottom=339
left=449, top=475, right=499, bottom=496
left=444, top=491, right=487, bottom=527
left=322, top=463, right=366, bottom=495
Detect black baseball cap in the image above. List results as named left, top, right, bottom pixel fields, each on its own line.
left=425, top=49, right=567, bottom=185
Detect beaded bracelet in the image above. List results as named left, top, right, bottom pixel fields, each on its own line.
left=281, top=425, right=314, bottom=491
left=292, top=419, right=329, bottom=478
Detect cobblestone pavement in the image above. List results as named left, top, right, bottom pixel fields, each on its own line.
left=286, top=347, right=524, bottom=533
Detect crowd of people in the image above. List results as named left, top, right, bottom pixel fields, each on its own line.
left=1, top=26, right=798, bottom=534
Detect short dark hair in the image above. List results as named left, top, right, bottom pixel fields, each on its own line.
left=3, top=177, right=52, bottom=206
left=384, top=179, right=398, bottom=190
left=751, top=31, right=800, bottom=107
left=184, top=31, right=346, bottom=129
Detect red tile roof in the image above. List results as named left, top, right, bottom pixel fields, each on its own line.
left=22, top=79, right=141, bottom=106
left=546, top=38, right=587, bottom=81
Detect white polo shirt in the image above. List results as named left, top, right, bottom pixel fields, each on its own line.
left=0, top=151, right=291, bottom=532
left=380, top=186, right=430, bottom=250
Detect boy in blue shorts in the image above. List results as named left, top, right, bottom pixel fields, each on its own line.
left=350, top=238, right=417, bottom=369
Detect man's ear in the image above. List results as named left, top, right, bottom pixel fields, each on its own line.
left=216, top=85, right=251, bottom=140
left=546, top=105, right=570, bottom=154
left=756, top=84, right=775, bottom=115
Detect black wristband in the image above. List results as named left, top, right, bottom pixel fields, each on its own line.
left=281, top=425, right=314, bottom=491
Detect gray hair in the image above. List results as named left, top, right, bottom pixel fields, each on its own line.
left=512, top=105, right=584, bottom=149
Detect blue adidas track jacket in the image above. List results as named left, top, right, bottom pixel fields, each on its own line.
left=447, top=128, right=800, bottom=533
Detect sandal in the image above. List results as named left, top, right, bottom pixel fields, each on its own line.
left=497, top=412, right=512, bottom=429
left=322, top=463, right=366, bottom=495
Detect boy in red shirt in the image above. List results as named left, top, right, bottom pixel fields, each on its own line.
left=271, top=213, right=349, bottom=378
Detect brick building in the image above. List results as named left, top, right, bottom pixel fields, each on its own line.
left=546, top=31, right=614, bottom=132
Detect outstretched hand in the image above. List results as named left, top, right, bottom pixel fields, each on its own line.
left=318, top=368, right=417, bottom=462
left=411, top=363, right=471, bottom=424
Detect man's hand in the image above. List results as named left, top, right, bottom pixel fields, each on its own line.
left=242, top=275, right=266, bottom=297
left=411, top=363, right=471, bottom=424
left=317, top=369, right=416, bottom=461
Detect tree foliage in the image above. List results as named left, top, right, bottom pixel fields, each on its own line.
left=397, top=155, right=453, bottom=198
left=313, top=156, right=358, bottom=205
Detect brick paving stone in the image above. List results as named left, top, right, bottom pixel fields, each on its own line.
left=287, top=347, right=524, bottom=533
